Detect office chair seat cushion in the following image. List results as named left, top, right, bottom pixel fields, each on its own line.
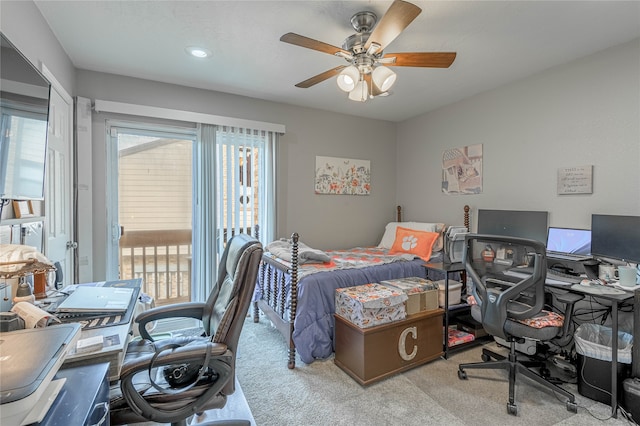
left=470, top=305, right=561, bottom=341
left=515, top=310, right=564, bottom=329
left=504, top=318, right=560, bottom=341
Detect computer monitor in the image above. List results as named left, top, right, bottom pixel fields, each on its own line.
left=477, top=209, right=549, bottom=244
left=546, top=227, right=591, bottom=255
left=591, top=214, right=640, bottom=264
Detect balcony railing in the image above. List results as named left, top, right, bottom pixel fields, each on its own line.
left=119, top=229, right=192, bottom=306
left=118, top=226, right=257, bottom=307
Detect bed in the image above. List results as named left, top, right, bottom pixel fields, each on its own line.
left=252, top=205, right=471, bottom=368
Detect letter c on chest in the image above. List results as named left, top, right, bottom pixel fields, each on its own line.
left=398, top=326, right=418, bottom=361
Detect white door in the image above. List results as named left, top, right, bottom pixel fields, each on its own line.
left=43, top=67, right=74, bottom=286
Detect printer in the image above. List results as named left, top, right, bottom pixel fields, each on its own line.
left=444, top=226, right=469, bottom=263
left=0, top=323, right=81, bottom=425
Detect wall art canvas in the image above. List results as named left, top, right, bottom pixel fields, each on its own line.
left=315, top=156, right=371, bottom=195
left=557, top=165, right=593, bottom=195
left=442, top=144, right=483, bottom=195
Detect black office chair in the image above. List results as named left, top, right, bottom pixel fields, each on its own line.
left=109, top=233, right=263, bottom=426
left=457, top=234, right=582, bottom=416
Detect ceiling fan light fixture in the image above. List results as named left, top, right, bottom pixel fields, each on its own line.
left=372, top=66, right=397, bottom=92
left=337, top=65, right=360, bottom=92
left=348, top=80, right=368, bottom=102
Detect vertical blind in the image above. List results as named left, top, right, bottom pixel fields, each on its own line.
left=193, top=124, right=278, bottom=300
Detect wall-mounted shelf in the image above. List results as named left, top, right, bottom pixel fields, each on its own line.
left=0, top=216, right=45, bottom=226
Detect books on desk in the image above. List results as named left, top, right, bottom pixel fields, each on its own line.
left=56, top=286, right=134, bottom=313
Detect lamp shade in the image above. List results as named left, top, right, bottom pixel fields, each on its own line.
left=337, top=66, right=360, bottom=92
left=348, top=80, right=368, bottom=102
left=372, top=66, right=397, bottom=92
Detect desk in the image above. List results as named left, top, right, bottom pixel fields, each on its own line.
left=53, top=279, right=141, bottom=382
left=63, top=321, right=133, bottom=382
left=546, top=281, right=635, bottom=418
left=35, top=363, right=110, bottom=426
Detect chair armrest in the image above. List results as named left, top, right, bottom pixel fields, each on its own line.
left=120, top=340, right=229, bottom=377
left=136, top=302, right=208, bottom=341
left=120, top=340, right=232, bottom=424
left=555, top=292, right=584, bottom=305
left=555, top=292, right=584, bottom=337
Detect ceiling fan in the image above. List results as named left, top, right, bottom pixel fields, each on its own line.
left=280, top=0, right=456, bottom=102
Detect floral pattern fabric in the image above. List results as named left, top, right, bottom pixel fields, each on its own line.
left=515, top=310, right=564, bottom=328
left=264, top=246, right=415, bottom=280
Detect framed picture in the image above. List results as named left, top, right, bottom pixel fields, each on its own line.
left=12, top=200, right=34, bottom=218
left=314, top=156, right=371, bottom=195
left=557, top=165, right=593, bottom=195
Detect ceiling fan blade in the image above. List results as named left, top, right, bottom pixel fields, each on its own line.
left=364, top=0, right=421, bottom=52
left=280, top=33, right=350, bottom=57
left=295, top=66, right=346, bottom=88
left=382, top=52, right=457, bottom=68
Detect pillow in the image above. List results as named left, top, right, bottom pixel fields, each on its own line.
left=378, top=221, right=445, bottom=252
left=429, top=223, right=446, bottom=253
left=388, top=227, right=439, bottom=261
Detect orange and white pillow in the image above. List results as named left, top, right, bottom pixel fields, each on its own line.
left=378, top=221, right=446, bottom=252
left=388, top=226, right=439, bottom=261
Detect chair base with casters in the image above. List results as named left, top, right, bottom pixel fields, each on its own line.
left=457, top=291, right=583, bottom=416
left=458, top=336, right=578, bottom=416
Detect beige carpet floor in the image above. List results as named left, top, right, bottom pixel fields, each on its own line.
left=235, top=313, right=634, bottom=426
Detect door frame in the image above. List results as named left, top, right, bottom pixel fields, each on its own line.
left=41, top=64, right=74, bottom=284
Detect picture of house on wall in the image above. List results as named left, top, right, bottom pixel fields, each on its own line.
left=315, top=156, right=371, bottom=195
left=441, top=144, right=483, bottom=194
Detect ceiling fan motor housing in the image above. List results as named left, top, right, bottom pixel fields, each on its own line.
left=342, top=32, right=371, bottom=55
left=350, top=11, right=377, bottom=33
left=342, top=11, right=385, bottom=75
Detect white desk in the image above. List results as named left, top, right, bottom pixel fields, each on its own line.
left=57, top=279, right=141, bottom=382
left=63, top=321, right=134, bottom=382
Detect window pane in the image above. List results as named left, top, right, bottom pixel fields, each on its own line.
left=117, top=133, right=192, bottom=306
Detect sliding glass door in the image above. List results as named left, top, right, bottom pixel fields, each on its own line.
left=107, top=122, right=196, bottom=306
left=106, top=121, right=277, bottom=305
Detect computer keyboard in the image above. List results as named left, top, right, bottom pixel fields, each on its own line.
left=570, top=283, right=627, bottom=296
left=546, top=269, right=582, bottom=284
left=504, top=267, right=581, bottom=285
left=547, top=252, right=592, bottom=262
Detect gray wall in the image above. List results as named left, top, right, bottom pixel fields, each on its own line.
left=0, top=1, right=76, bottom=96
left=397, top=38, right=640, bottom=232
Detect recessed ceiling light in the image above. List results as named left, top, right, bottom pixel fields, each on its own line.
left=185, top=46, right=211, bottom=58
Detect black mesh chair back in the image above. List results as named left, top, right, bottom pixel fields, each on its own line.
left=458, top=234, right=581, bottom=416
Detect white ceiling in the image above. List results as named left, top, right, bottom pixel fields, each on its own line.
left=34, top=1, right=640, bottom=122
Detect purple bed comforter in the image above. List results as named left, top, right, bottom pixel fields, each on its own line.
left=256, top=252, right=452, bottom=364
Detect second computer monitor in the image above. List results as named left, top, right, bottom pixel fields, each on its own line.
left=477, top=209, right=549, bottom=244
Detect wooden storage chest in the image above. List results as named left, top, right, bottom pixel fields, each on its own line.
left=334, top=309, right=444, bottom=385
